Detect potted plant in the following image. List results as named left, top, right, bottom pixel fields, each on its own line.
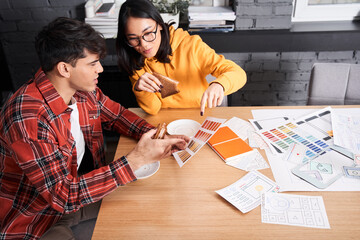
left=150, top=0, right=190, bottom=28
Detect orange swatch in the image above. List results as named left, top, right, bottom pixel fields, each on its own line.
left=208, top=126, right=253, bottom=162
left=208, top=126, right=238, bottom=145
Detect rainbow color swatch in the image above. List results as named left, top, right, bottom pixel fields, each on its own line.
left=258, top=108, right=333, bottom=162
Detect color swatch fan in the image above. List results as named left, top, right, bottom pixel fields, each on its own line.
left=173, top=117, right=226, bottom=167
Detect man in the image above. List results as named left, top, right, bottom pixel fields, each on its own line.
left=0, top=17, right=189, bottom=239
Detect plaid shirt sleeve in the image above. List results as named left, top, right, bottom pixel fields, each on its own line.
left=0, top=74, right=155, bottom=238
left=11, top=137, right=135, bottom=213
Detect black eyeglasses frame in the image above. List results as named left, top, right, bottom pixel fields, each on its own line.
left=126, top=23, right=159, bottom=48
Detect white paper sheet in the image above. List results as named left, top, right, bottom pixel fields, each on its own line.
left=223, top=116, right=253, bottom=140
left=253, top=107, right=334, bottom=158
left=252, top=107, right=360, bottom=191
left=331, top=109, right=360, bottom=154
left=215, top=171, right=279, bottom=213
left=261, top=192, right=330, bottom=229
left=266, top=149, right=360, bottom=191
left=251, top=108, right=320, bottom=123
left=252, top=108, right=360, bottom=127
left=226, top=149, right=269, bottom=171
left=248, top=129, right=269, bottom=150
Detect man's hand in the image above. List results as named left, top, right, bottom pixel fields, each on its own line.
left=164, top=134, right=190, bottom=153
left=134, top=72, right=163, bottom=93
left=200, top=83, right=224, bottom=116
left=126, top=129, right=189, bottom=171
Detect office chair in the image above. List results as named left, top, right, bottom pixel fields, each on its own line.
left=307, top=63, right=360, bottom=105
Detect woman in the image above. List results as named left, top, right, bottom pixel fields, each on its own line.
left=116, top=0, right=246, bottom=115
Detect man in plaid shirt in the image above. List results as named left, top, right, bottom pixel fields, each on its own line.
left=0, top=17, right=189, bottom=239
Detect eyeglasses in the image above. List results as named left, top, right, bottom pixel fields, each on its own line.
left=126, top=23, right=158, bottom=47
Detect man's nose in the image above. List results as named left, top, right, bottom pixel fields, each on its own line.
left=96, top=62, right=104, bottom=73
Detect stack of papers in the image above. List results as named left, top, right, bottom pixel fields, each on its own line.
left=251, top=107, right=360, bottom=192
left=85, top=14, right=119, bottom=39
left=85, top=0, right=121, bottom=39
left=188, top=6, right=236, bottom=32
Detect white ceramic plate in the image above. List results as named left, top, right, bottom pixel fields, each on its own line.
left=167, top=119, right=201, bottom=137
left=134, top=161, right=160, bottom=179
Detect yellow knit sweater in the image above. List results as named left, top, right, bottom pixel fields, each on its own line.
left=130, top=26, right=247, bottom=115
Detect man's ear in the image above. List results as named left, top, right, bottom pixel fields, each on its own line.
left=56, top=62, right=71, bottom=78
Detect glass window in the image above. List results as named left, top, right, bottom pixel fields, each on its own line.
left=292, top=0, right=360, bottom=22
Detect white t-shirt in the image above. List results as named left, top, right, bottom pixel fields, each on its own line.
left=68, top=98, right=85, bottom=169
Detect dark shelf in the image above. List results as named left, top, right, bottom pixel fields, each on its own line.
left=194, top=29, right=360, bottom=53
left=106, top=22, right=360, bottom=53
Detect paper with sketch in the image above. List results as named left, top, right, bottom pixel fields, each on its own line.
left=222, top=116, right=253, bottom=140
left=173, top=117, right=226, bottom=167
left=252, top=107, right=360, bottom=191
left=331, top=109, right=360, bottom=154
left=248, top=129, right=269, bottom=150
left=266, top=148, right=360, bottom=191
left=215, top=171, right=279, bottom=213
left=226, top=149, right=269, bottom=171
left=261, top=192, right=330, bottom=229
left=291, top=149, right=355, bottom=189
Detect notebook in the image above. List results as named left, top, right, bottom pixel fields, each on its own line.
left=208, top=126, right=253, bottom=162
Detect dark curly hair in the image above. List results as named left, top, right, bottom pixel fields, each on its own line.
left=35, top=17, right=107, bottom=72
left=116, top=0, right=173, bottom=76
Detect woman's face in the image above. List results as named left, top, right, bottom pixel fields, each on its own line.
left=125, top=16, right=162, bottom=59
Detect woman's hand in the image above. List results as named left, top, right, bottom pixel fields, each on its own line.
left=134, top=72, right=163, bottom=93
left=200, top=83, right=225, bottom=116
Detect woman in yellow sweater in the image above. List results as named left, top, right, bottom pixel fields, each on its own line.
left=116, top=0, right=246, bottom=115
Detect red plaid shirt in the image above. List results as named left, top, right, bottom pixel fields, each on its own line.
left=0, top=70, right=153, bottom=239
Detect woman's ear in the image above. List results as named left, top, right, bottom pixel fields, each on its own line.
left=56, top=62, right=71, bottom=78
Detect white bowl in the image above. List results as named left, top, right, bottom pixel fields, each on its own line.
left=167, top=119, right=201, bottom=138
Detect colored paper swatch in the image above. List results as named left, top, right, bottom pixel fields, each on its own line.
left=173, top=117, right=227, bottom=167
left=208, top=126, right=239, bottom=144
left=208, top=126, right=253, bottom=162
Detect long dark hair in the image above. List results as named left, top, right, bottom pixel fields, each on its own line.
left=116, top=0, right=173, bottom=76
left=35, top=17, right=106, bottom=73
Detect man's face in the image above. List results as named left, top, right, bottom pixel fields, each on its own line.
left=68, top=49, right=103, bottom=92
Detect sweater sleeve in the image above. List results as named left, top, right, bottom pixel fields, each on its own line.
left=191, top=35, right=247, bottom=96
left=129, top=70, right=162, bottom=115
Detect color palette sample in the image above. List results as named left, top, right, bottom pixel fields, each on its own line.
left=173, top=117, right=226, bottom=167
left=208, top=126, right=253, bottom=162
left=258, top=108, right=333, bottom=163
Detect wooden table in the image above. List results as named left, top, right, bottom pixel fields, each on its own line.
left=92, top=106, right=360, bottom=240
